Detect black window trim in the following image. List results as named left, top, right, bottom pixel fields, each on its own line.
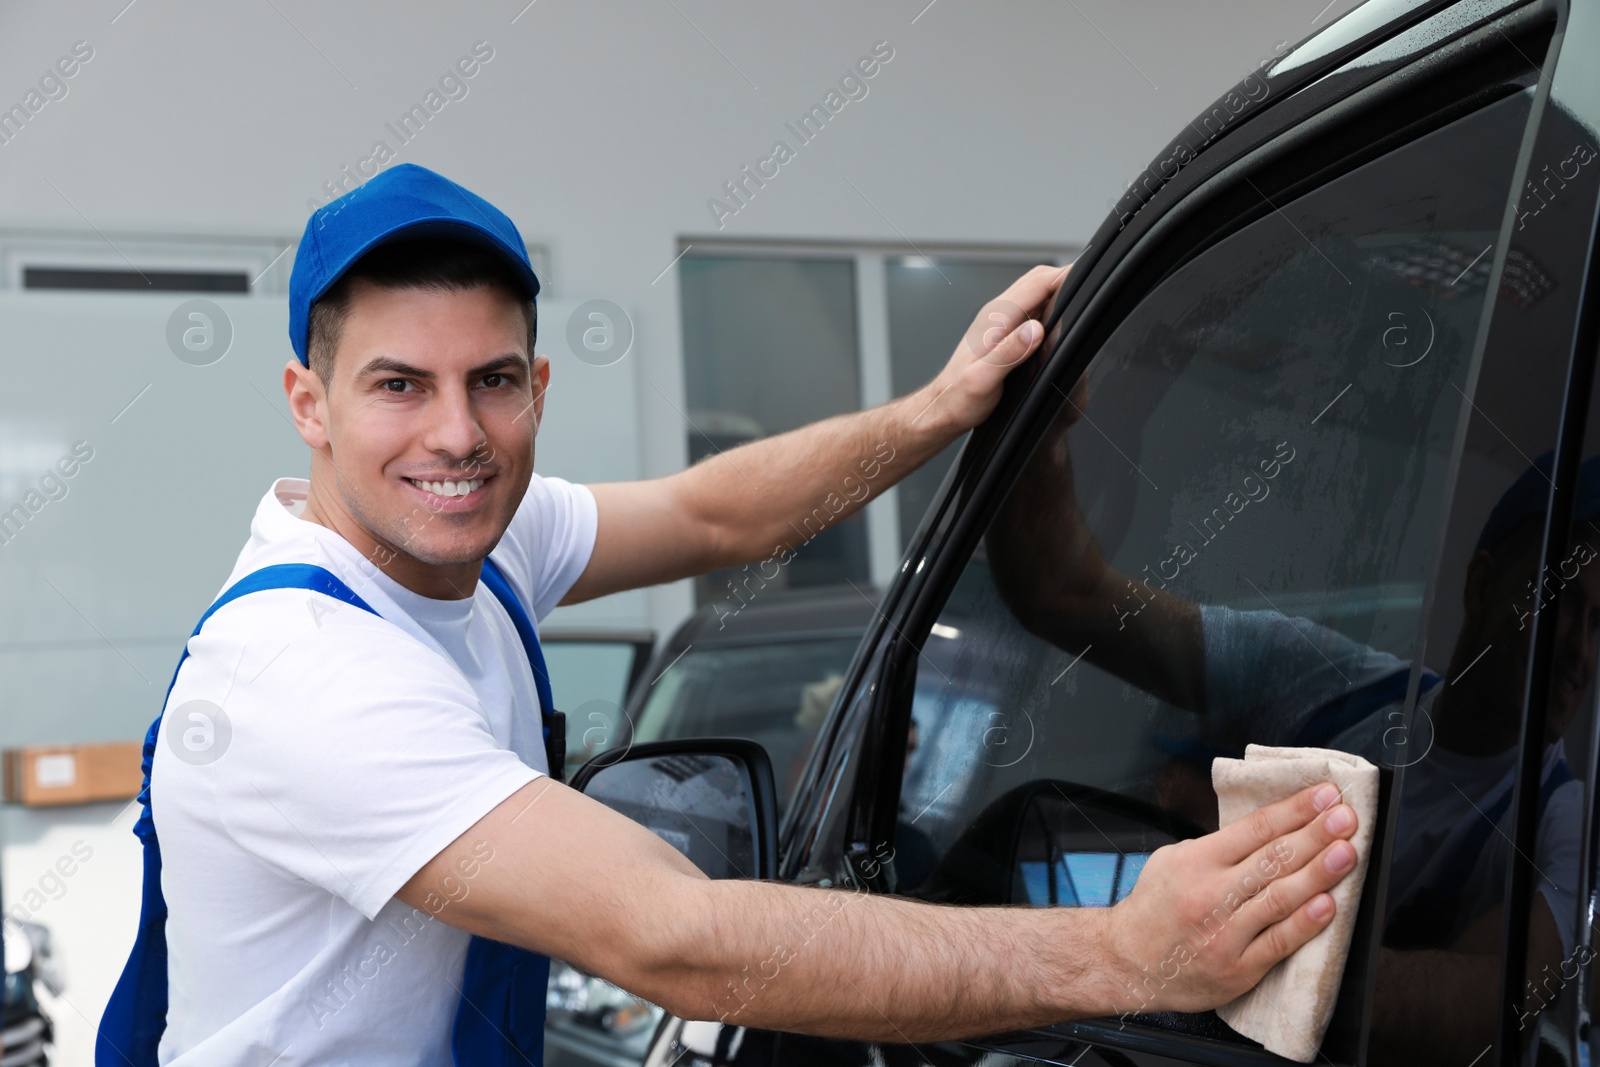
left=1498, top=8, right=1600, bottom=1056
left=1501, top=211, right=1600, bottom=1063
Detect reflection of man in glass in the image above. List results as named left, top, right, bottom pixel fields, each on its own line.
left=989, top=395, right=1599, bottom=1063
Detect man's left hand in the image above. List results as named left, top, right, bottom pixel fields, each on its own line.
left=910, top=263, right=1071, bottom=436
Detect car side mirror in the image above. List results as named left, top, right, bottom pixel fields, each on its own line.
left=570, top=738, right=779, bottom=881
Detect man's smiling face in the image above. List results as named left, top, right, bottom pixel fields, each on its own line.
left=287, top=276, right=547, bottom=598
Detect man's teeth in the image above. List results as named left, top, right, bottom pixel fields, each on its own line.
left=408, top=478, right=485, bottom=497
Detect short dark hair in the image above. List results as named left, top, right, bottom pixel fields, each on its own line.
left=305, top=237, right=537, bottom=389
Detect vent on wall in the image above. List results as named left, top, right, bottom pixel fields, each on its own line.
left=0, top=232, right=555, bottom=297
left=22, top=267, right=251, bottom=293
left=0, top=231, right=297, bottom=296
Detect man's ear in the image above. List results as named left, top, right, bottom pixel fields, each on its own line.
left=527, top=353, right=551, bottom=433
left=284, top=359, right=331, bottom=450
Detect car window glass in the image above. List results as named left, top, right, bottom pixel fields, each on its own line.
left=1428, top=93, right=1600, bottom=1066
left=1362, top=92, right=1600, bottom=1066
left=892, top=86, right=1534, bottom=1053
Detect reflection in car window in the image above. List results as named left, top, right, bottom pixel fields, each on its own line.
left=633, top=637, right=862, bottom=815
left=894, top=87, right=1538, bottom=1054
left=1417, top=96, right=1600, bottom=1067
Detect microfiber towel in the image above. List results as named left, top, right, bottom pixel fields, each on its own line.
left=1211, top=744, right=1379, bottom=1063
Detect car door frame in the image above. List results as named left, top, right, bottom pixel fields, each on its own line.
left=772, top=1, right=1600, bottom=1065
left=785, top=0, right=1565, bottom=870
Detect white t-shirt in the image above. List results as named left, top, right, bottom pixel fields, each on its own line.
left=151, top=474, right=598, bottom=1066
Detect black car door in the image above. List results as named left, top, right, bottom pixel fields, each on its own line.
left=643, top=0, right=1600, bottom=1064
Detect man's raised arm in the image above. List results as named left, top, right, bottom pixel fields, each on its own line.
left=562, top=264, right=1070, bottom=605
left=399, top=774, right=1359, bottom=1040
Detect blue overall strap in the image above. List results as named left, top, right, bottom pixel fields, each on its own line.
left=98, top=565, right=381, bottom=1067
left=453, top=554, right=555, bottom=1066
left=478, top=556, right=558, bottom=763
left=100, top=561, right=556, bottom=1067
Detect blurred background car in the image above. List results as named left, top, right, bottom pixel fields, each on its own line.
left=3, top=920, right=57, bottom=1067
left=542, top=584, right=876, bottom=1067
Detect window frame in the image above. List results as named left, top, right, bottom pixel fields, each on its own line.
left=774, top=2, right=1579, bottom=1064
left=1493, top=1, right=1600, bottom=1059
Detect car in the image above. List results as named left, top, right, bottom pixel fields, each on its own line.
left=569, top=0, right=1600, bottom=1063
left=3, top=920, right=57, bottom=1067
left=543, top=586, right=877, bottom=1067
left=619, top=585, right=879, bottom=808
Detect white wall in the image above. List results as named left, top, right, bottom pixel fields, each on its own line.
left=0, top=0, right=1360, bottom=640
left=0, top=2, right=1364, bottom=1063
left=0, top=292, right=649, bottom=749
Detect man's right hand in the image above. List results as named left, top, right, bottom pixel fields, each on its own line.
left=1099, top=782, right=1358, bottom=1016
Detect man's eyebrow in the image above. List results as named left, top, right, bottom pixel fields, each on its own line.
left=356, top=353, right=531, bottom=380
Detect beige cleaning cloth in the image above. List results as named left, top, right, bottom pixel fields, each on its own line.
left=1210, top=744, right=1378, bottom=1063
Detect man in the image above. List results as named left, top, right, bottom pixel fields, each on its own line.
left=98, top=164, right=1358, bottom=1065
left=987, top=393, right=1598, bottom=1064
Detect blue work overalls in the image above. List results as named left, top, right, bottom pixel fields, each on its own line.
left=97, top=557, right=561, bottom=1066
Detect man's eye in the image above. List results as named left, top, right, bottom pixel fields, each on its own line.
left=380, top=379, right=412, bottom=393
left=482, top=373, right=510, bottom=388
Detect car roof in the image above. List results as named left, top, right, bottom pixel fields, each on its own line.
left=1100, top=0, right=1467, bottom=244
left=664, top=584, right=880, bottom=651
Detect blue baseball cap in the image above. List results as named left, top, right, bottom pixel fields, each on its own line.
left=1475, top=450, right=1600, bottom=553
left=287, top=163, right=541, bottom=365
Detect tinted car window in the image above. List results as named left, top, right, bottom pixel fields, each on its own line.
left=1413, top=96, right=1600, bottom=1066
left=892, top=85, right=1534, bottom=1053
